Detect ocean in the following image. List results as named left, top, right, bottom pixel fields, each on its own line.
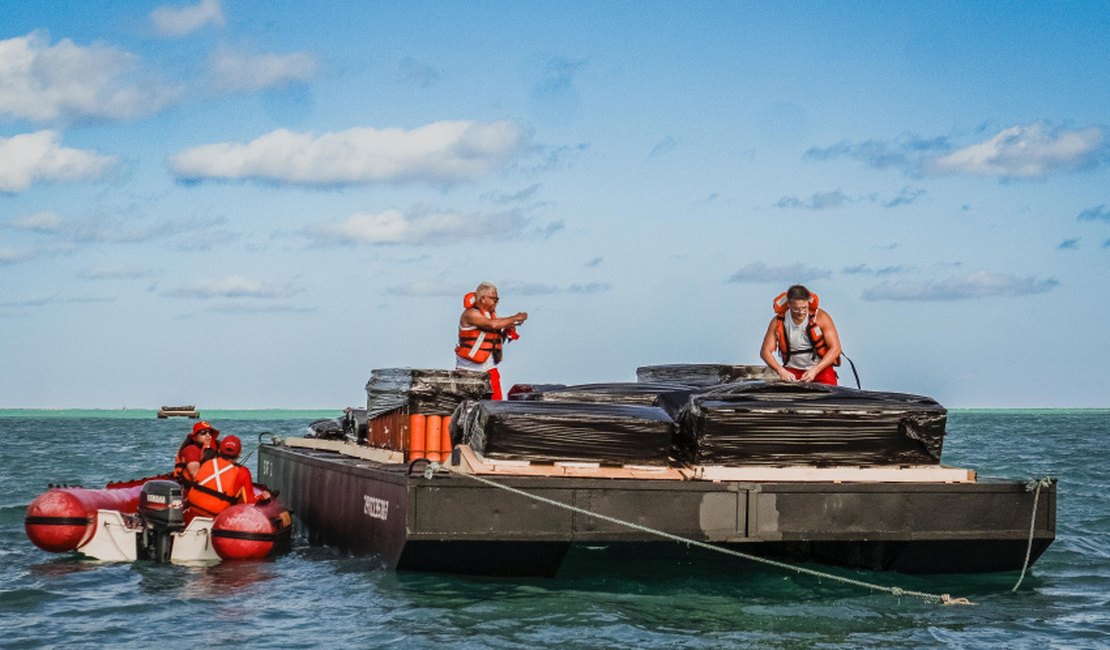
left=1, top=409, right=1107, bottom=649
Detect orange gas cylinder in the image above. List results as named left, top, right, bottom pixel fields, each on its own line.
left=409, top=414, right=426, bottom=461
left=426, top=415, right=442, bottom=462
left=440, top=416, right=452, bottom=461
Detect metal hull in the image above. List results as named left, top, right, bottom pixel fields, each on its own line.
left=259, top=444, right=1054, bottom=577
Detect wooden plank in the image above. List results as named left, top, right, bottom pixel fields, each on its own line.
left=455, top=446, right=684, bottom=480
left=284, top=437, right=405, bottom=464
left=689, top=465, right=975, bottom=484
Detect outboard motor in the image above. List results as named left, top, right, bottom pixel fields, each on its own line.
left=137, top=480, right=185, bottom=563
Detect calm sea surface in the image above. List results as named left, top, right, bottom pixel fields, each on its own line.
left=1, top=409, right=1107, bottom=649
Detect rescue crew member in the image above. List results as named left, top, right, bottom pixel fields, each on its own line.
left=186, top=435, right=257, bottom=518
left=173, top=421, right=220, bottom=491
left=456, top=281, right=527, bottom=400
left=760, top=284, right=842, bottom=385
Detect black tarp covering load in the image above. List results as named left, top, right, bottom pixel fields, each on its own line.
left=636, top=364, right=777, bottom=387
left=507, top=382, right=694, bottom=406
left=455, top=400, right=675, bottom=465
left=673, top=381, right=947, bottom=466
left=365, top=368, right=491, bottom=418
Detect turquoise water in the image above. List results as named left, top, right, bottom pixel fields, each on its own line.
left=1, top=410, right=1107, bottom=649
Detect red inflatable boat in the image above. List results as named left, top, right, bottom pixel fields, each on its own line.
left=25, top=475, right=291, bottom=562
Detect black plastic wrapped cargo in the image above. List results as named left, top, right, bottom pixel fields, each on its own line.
left=455, top=400, right=675, bottom=466
left=671, top=381, right=947, bottom=466
left=508, top=382, right=695, bottom=406
left=636, top=364, right=776, bottom=387
left=365, top=368, right=492, bottom=418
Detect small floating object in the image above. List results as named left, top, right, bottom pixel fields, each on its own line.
left=157, top=405, right=200, bottom=419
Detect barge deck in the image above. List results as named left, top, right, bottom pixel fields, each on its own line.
left=258, top=440, right=1055, bottom=577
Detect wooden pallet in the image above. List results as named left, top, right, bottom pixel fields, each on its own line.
left=685, top=464, right=976, bottom=483
left=284, top=437, right=405, bottom=464
left=455, top=446, right=685, bottom=480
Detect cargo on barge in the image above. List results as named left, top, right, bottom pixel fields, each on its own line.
left=258, top=365, right=1055, bottom=577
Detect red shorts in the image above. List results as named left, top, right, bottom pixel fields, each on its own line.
left=784, top=366, right=838, bottom=385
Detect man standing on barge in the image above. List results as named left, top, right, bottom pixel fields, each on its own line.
left=760, top=284, right=842, bottom=385
left=456, top=281, right=527, bottom=399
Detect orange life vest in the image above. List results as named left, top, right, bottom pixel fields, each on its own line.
left=187, top=457, right=251, bottom=517
left=173, top=438, right=212, bottom=486
left=772, top=291, right=839, bottom=366
left=456, top=307, right=505, bottom=364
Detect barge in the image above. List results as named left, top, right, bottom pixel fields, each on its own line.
left=257, top=365, right=1055, bottom=577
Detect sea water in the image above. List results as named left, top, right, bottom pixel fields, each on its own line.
left=1, top=409, right=1107, bottom=649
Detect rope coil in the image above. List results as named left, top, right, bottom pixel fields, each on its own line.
left=425, top=460, right=975, bottom=606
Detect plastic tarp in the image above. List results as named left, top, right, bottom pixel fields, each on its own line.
left=636, top=364, right=777, bottom=387
left=672, top=381, right=947, bottom=466
left=507, top=382, right=695, bottom=407
left=365, top=368, right=491, bottom=418
left=454, top=400, right=675, bottom=465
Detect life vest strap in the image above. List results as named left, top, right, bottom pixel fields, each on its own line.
left=189, top=481, right=239, bottom=505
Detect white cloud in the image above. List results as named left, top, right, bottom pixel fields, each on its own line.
left=8, top=211, right=63, bottom=232
left=167, top=275, right=299, bottom=300
left=862, top=271, right=1058, bottom=301
left=385, top=279, right=468, bottom=297
left=168, top=121, right=531, bottom=186
left=0, top=247, right=35, bottom=264
left=208, top=47, right=318, bottom=92
left=310, top=207, right=543, bottom=245
left=150, top=0, right=225, bottom=37
left=0, top=131, right=117, bottom=192
left=80, top=264, right=158, bottom=280
left=927, top=123, right=1105, bottom=178
left=728, top=262, right=832, bottom=283
left=0, top=31, right=181, bottom=123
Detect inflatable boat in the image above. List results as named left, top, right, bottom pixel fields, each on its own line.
left=25, top=475, right=291, bottom=563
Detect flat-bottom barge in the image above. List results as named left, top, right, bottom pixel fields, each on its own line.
left=259, top=366, right=1055, bottom=577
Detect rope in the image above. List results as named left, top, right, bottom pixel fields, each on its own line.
left=1012, top=476, right=1054, bottom=592
left=425, top=461, right=973, bottom=606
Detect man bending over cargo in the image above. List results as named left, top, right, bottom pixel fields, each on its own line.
left=455, top=281, right=527, bottom=399
left=760, top=284, right=842, bottom=385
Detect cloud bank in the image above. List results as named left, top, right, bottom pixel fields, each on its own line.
left=150, top=0, right=225, bottom=37
left=0, top=31, right=180, bottom=123
left=168, top=121, right=531, bottom=186
left=167, top=275, right=299, bottom=300
left=208, top=47, right=318, bottom=92
left=806, top=123, right=1106, bottom=179
left=310, top=208, right=560, bottom=246
left=728, top=262, right=832, bottom=283
left=862, top=271, right=1058, bottom=301
left=0, top=131, right=117, bottom=192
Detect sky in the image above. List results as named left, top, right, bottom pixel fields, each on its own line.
left=1, top=1, right=1108, bottom=409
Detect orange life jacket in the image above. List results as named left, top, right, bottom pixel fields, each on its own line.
left=187, top=456, right=250, bottom=517
left=456, top=307, right=505, bottom=364
left=172, top=438, right=212, bottom=486
left=772, top=291, right=839, bottom=366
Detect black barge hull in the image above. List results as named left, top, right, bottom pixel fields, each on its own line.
left=258, top=444, right=1055, bottom=577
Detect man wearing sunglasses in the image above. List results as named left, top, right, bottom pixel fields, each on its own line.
left=172, top=420, right=220, bottom=492
left=455, top=281, right=528, bottom=399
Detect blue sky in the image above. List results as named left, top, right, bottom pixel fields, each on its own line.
left=1, top=1, right=1107, bottom=408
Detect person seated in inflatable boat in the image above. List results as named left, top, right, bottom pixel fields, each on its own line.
left=173, top=420, right=220, bottom=493
left=186, top=435, right=265, bottom=519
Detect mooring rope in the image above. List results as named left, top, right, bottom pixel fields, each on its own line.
left=1012, top=476, right=1054, bottom=592
left=425, top=460, right=973, bottom=606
